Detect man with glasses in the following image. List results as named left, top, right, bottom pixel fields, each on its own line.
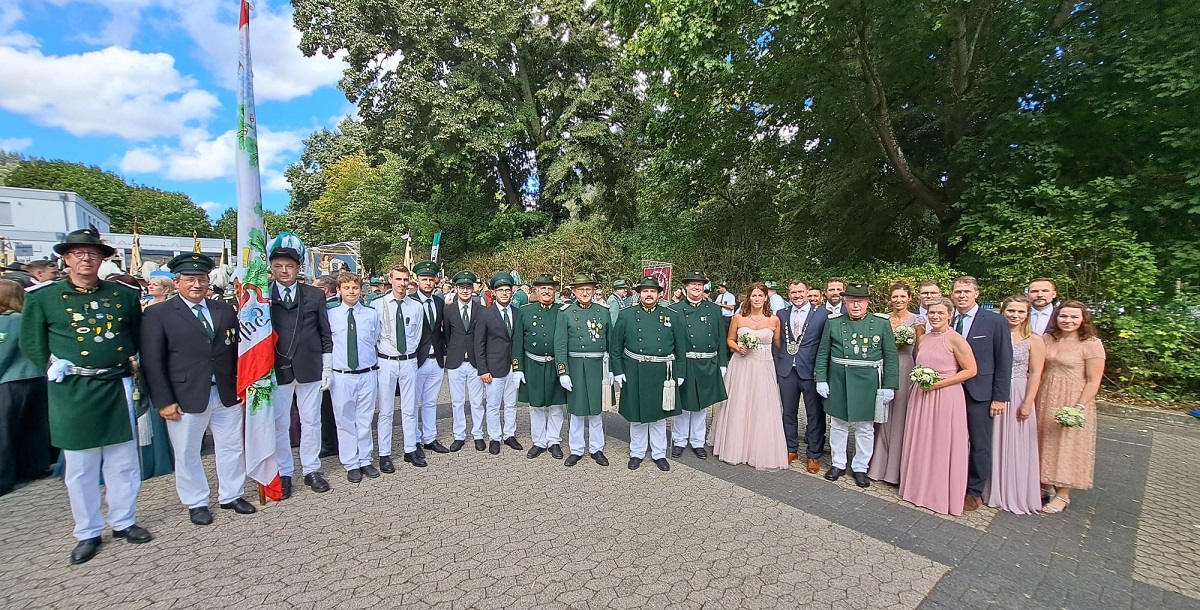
left=20, top=229, right=152, bottom=564
left=916, top=281, right=942, bottom=317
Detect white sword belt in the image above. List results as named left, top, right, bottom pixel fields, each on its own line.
left=567, top=351, right=605, bottom=359
left=685, top=351, right=718, bottom=359
left=525, top=353, right=554, bottom=363
left=831, top=357, right=883, bottom=369
left=623, top=349, right=675, bottom=363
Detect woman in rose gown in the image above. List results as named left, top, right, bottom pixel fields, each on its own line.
left=868, top=282, right=925, bottom=484
left=712, top=283, right=788, bottom=471
left=984, top=295, right=1045, bottom=514
left=899, top=298, right=977, bottom=515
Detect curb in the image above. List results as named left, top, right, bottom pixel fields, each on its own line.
left=1097, top=400, right=1198, bottom=427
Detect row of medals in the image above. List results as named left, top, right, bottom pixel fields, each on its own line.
left=68, top=299, right=119, bottom=343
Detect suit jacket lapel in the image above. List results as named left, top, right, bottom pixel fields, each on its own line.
left=174, top=296, right=208, bottom=337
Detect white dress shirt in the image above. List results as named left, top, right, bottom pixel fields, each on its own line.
left=1029, top=305, right=1054, bottom=335
left=954, top=304, right=980, bottom=337
left=179, top=295, right=213, bottom=328
left=716, top=292, right=735, bottom=317
left=789, top=304, right=814, bottom=338
left=376, top=292, right=422, bottom=357
left=769, top=293, right=788, bottom=313
left=825, top=302, right=843, bottom=316
left=327, top=301, right=381, bottom=370
left=495, top=302, right=515, bottom=334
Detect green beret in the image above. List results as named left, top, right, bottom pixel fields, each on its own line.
left=167, top=253, right=215, bottom=276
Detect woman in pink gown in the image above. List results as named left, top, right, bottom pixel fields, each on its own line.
left=712, top=283, right=788, bottom=471
left=899, top=298, right=977, bottom=515
left=867, top=282, right=925, bottom=484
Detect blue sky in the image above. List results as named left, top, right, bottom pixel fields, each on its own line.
left=0, top=0, right=353, bottom=219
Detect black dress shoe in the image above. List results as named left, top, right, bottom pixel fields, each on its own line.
left=852, top=472, right=871, bottom=488
left=360, top=464, right=381, bottom=478
left=112, top=524, right=153, bottom=544
left=504, top=437, right=523, bottom=450
left=425, top=440, right=450, bottom=454
left=474, top=439, right=486, bottom=451
left=564, top=454, right=582, bottom=467
left=628, top=457, right=642, bottom=470
left=304, top=472, right=331, bottom=492
left=824, top=467, right=846, bottom=482
left=527, top=446, right=546, bottom=459
left=692, top=447, right=708, bottom=460
left=654, top=458, right=671, bottom=472
left=69, top=537, right=102, bottom=565
left=318, top=447, right=337, bottom=459
left=189, top=507, right=213, bottom=526
left=347, top=468, right=363, bottom=483
left=548, top=444, right=564, bottom=459
left=449, top=439, right=466, bottom=452
left=379, top=456, right=395, bottom=473
left=414, top=444, right=426, bottom=460
left=591, top=451, right=609, bottom=466
left=489, top=440, right=501, bottom=455
left=402, top=451, right=428, bottom=467
left=220, top=498, right=257, bottom=514
left=671, top=446, right=684, bottom=458
left=280, top=475, right=293, bottom=499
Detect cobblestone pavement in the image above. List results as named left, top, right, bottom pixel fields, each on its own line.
left=0, top=381, right=1197, bottom=610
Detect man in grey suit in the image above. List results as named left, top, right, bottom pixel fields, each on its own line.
left=951, top=276, right=1012, bottom=512
left=473, top=272, right=525, bottom=455
left=774, top=280, right=830, bottom=474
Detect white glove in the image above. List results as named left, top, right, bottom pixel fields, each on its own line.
left=881, top=389, right=896, bottom=403
left=606, top=371, right=614, bottom=384
left=720, top=366, right=728, bottom=377
left=676, top=378, right=685, bottom=387
left=816, top=382, right=830, bottom=398
left=612, top=374, right=626, bottom=388
left=511, top=371, right=525, bottom=386
left=47, top=359, right=76, bottom=383
left=559, top=374, right=573, bottom=392
left=320, top=354, right=333, bottom=391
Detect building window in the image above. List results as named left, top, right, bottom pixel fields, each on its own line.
left=0, top=201, right=11, bottom=226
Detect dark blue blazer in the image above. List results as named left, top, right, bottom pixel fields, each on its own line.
left=960, top=308, right=1013, bottom=403
left=773, top=305, right=829, bottom=380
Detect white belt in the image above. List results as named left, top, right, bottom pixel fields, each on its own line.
left=526, top=353, right=554, bottom=363
left=568, top=351, right=605, bottom=359
left=685, top=351, right=717, bottom=359
left=831, top=357, right=882, bottom=369
left=623, top=348, right=675, bottom=363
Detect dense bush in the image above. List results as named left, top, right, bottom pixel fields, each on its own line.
left=1095, top=296, right=1200, bottom=402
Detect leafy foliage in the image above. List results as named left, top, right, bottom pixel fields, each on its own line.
left=1098, top=297, right=1200, bottom=401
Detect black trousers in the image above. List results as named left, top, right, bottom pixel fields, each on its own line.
left=0, top=379, right=50, bottom=496
left=778, top=368, right=825, bottom=458
left=320, top=389, right=338, bottom=452
left=965, top=398, right=993, bottom=497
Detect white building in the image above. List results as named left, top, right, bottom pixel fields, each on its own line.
left=0, top=186, right=230, bottom=268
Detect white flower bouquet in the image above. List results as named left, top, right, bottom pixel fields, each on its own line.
left=894, top=325, right=915, bottom=346
left=1054, top=405, right=1086, bottom=428
left=910, top=365, right=941, bottom=390
left=737, top=333, right=763, bottom=351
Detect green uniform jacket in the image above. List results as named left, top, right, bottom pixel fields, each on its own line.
left=610, top=304, right=688, bottom=423
left=0, top=312, right=41, bottom=383
left=513, top=301, right=568, bottom=407
left=19, top=279, right=142, bottom=450
left=553, top=301, right=610, bottom=417
left=814, top=313, right=899, bottom=423
left=674, top=299, right=729, bottom=411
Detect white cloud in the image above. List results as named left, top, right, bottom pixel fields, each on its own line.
left=198, top=200, right=226, bottom=216
left=0, top=4, right=38, bottom=50
left=120, top=125, right=307, bottom=191
left=0, top=45, right=220, bottom=140
left=0, top=137, right=33, bottom=152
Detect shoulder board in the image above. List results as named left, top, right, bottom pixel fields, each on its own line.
left=559, top=303, right=572, bottom=311
left=593, top=300, right=608, bottom=309
left=25, top=280, right=57, bottom=293
left=660, top=304, right=677, bottom=313
left=827, top=313, right=844, bottom=319
left=873, top=313, right=891, bottom=319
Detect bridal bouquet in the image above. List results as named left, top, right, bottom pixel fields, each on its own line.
left=910, top=365, right=940, bottom=390
left=894, top=325, right=916, bottom=346
left=1054, top=405, right=1086, bottom=428
left=738, top=333, right=763, bottom=351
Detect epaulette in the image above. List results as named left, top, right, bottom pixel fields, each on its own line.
left=827, top=312, right=844, bottom=319
left=873, top=313, right=891, bottom=319
left=24, top=279, right=57, bottom=292
left=660, top=304, right=676, bottom=313
left=559, top=303, right=572, bottom=311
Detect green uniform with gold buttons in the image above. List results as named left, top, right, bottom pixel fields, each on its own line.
left=513, top=301, right=567, bottom=407
left=675, top=298, right=729, bottom=411
left=553, top=300, right=610, bottom=417
left=814, top=312, right=899, bottom=422
left=610, top=303, right=688, bottom=423
left=20, top=279, right=142, bottom=450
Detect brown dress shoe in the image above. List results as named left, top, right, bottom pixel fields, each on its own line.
left=787, top=453, right=798, bottom=464
left=806, top=458, right=820, bottom=474
left=964, top=495, right=982, bottom=512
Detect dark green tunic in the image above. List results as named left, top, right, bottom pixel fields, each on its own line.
left=19, top=279, right=142, bottom=450
left=514, top=302, right=568, bottom=407
left=814, top=313, right=899, bottom=423
left=675, top=299, right=729, bottom=411
left=553, top=301, right=610, bottom=417
left=610, top=304, right=688, bottom=423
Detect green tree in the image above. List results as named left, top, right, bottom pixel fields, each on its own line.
left=6, top=159, right=133, bottom=229
left=212, top=207, right=290, bottom=253
left=0, top=151, right=23, bottom=185
left=125, top=186, right=213, bottom=237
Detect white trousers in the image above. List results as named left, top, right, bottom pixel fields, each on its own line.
left=377, top=357, right=418, bottom=455
left=331, top=370, right=377, bottom=470
left=568, top=414, right=604, bottom=456
left=530, top=405, right=565, bottom=448
left=447, top=364, right=485, bottom=441
left=484, top=373, right=519, bottom=441
left=415, top=359, right=444, bottom=444
left=165, top=386, right=247, bottom=507
left=272, top=380, right=323, bottom=476
left=671, top=410, right=707, bottom=448
left=829, top=416, right=874, bottom=472
left=64, top=440, right=140, bottom=540
left=630, top=420, right=668, bottom=459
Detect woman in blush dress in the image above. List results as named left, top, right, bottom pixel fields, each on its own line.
left=1036, top=300, right=1105, bottom=515
left=899, top=298, right=977, bottom=515
left=711, top=283, right=788, bottom=471
left=867, top=282, right=925, bottom=484
left=984, top=295, right=1045, bottom=514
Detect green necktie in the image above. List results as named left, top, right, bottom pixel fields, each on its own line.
left=462, top=304, right=470, bottom=330
left=954, top=314, right=965, bottom=334
left=395, top=300, right=407, bottom=354
left=284, top=286, right=293, bottom=306
left=502, top=306, right=511, bottom=336
left=347, top=308, right=359, bottom=369
left=193, top=304, right=214, bottom=339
